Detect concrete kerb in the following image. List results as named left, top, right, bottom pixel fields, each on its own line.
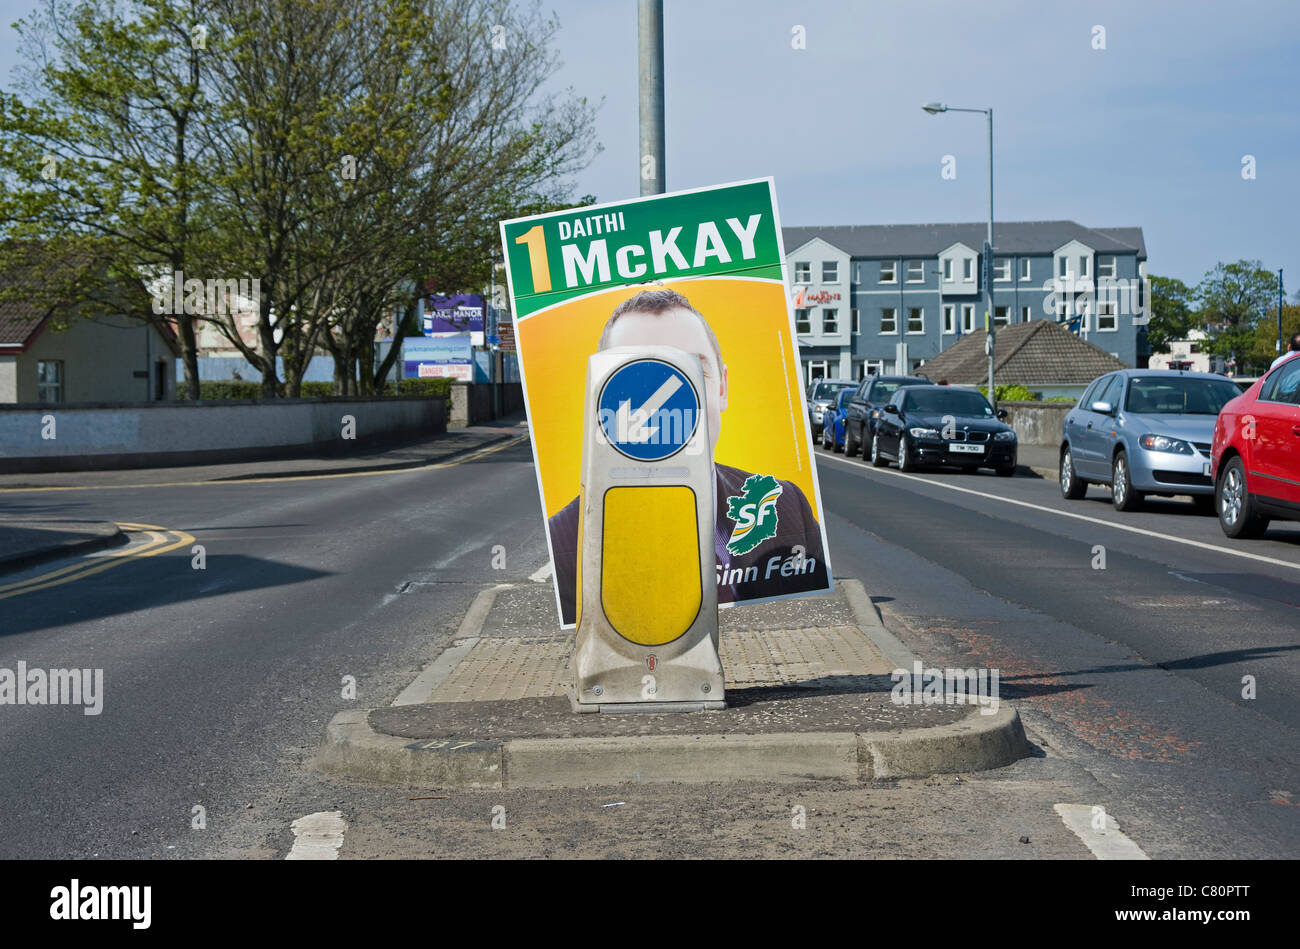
left=0, top=522, right=127, bottom=576
left=315, top=578, right=1031, bottom=788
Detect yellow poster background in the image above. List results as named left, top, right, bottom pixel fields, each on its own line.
left=517, top=276, right=817, bottom=521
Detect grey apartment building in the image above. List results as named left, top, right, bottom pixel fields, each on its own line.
left=783, top=221, right=1148, bottom=384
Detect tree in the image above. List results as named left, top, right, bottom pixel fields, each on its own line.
left=1195, top=260, right=1279, bottom=373
left=1249, top=303, right=1300, bottom=365
left=1145, top=275, right=1195, bottom=354
left=0, top=0, right=228, bottom=400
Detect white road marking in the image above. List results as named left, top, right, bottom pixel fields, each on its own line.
left=818, top=451, right=1300, bottom=573
left=1053, top=803, right=1149, bottom=860
left=529, top=561, right=553, bottom=583
left=391, top=583, right=511, bottom=706
left=286, top=811, right=348, bottom=860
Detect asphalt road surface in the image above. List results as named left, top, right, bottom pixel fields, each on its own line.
left=0, top=433, right=1296, bottom=858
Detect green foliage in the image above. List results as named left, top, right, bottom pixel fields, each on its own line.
left=1195, top=260, right=1280, bottom=372
left=1249, top=303, right=1300, bottom=364
left=180, top=378, right=452, bottom=399
left=397, top=377, right=453, bottom=398
left=978, top=384, right=1037, bottom=402
left=1146, top=275, right=1195, bottom=354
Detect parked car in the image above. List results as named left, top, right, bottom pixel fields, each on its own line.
left=820, top=389, right=856, bottom=452
left=1211, top=356, right=1300, bottom=537
left=807, top=378, right=856, bottom=435
left=1058, top=369, right=1242, bottom=512
left=870, top=385, right=1017, bottom=476
left=841, top=374, right=930, bottom=456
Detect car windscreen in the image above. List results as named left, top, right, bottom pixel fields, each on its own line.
left=871, top=380, right=920, bottom=402
left=812, top=382, right=854, bottom=400
left=903, top=389, right=993, bottom=417
left=837, top=390, right=855, bottom=409
left=1123, top=377, right=1240, bottom=415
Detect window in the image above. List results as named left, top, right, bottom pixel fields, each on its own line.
left=854, top=263, right=862, bottom=283
left=879, top=260, right=897, bottom=283
left=906, top=260, right=925, bottom=282
left=1058, top=256, right=1070, bottom=279
left=823, top=308, right=838, bottom=334
left=1021, top=305, right=1032, bottom=323
left=1262, top=358, right=1300, bottom=405
left=1020, top=258, right=1031, bottom=281
left=993, top=258, right=1011, bottom=282
left=1097, top=301, right=1117, bottom=331
left=961, top=303, right=976, bottom=333
left=1077, top=298, right=1091, bottom=332
left=822, top=261, right=838, bottom=282
left=907, top=307, right=924, bottom=333
left=794, top=261, right=811, bottom=283
left=795, top=308, right=811, bottom=334
left=994, top=305, right=1010, bottom=326
left=37, top=360, right=63, bottom=403
left=1098, top=256, right=1116, bottom=279
left=851, top=308, right=860, bottom=334
left=963, top=258, right=974, bottom=282
left=1079, top=255, right=1091, bottom=278
left=865, top=360, right=885, bottom=377
left=1096, top=374, right=1123, bottom=410
left=880, top=307, right=897, bottom=333
left=806, top=361, right=828, bottom=384
left=942, top=258, right=953, bottom=280
left=943, top=304, right=956, bottom=334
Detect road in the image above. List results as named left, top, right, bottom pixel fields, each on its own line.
left=0, top=432, right=1296, bottom=858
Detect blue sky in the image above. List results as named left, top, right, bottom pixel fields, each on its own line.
left=3, top=0, right=1297, bottom=288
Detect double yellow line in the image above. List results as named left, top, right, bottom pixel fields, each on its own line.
left=0, top=522, right=196, bottom=601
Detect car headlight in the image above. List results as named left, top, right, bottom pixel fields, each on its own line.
left=908, top=426, right=940, bottom=438
left=993, top=431, right=1016, bottom=442
left=1139, top=433, right=1192, bottom=454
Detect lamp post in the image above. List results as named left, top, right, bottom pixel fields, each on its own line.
left=924, top=101, right=995, bottom=406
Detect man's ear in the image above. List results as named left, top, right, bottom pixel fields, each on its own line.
left=719, top=363, right=728, bottom=412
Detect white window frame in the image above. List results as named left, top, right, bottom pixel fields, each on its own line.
left=880, top=307, right=898, bottom=334
left=806, top=361, right=829, bottom=385
left=905, top=260, right=925, bottom=283
left=1077, top=298, right=1091, bottom=332
left=1079, top=255, right=1090, bottom=278
left=961, top=303, right=976, bottom=333
left=1021, top=304, right=1032, bottom=323
left=1097, top=301, right=1118, bottom=332
left=963, top=258, right=974, bottom=282
left=1058, top=256, right=1070, bottom=279
left=794, top=308, right=811, bottom=334
left=794, top=261, right=811, bottom=283
left=879, top=260, right=897, bottom=284
left=942, top=303, right=956, bottom=334
left=906, top=307, right=924, bottom=334
left=865, top=359, right=885, bottom=377
left=1019, top=258, right=1031, bottom=281
left=822, top=307, right=838, bottom=334
left=993, top=258, right=1011, bottom=282
left=993, top=305, right=1010, bottom=326
left=37, top=359, right=64, bottom=403
left=822, top=261, right=839, bottom=283
left=1097, top=256, right=1116, bottom=278
left=942, top=258, right=953, bottom=280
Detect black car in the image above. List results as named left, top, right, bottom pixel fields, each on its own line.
left=842, top=375, right=930, bottom=456
left=870, top=385, right=1018, bottom=476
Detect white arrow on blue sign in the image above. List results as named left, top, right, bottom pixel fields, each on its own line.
left=597, top=359, right=700, bottom=461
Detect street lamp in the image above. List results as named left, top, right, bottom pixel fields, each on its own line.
left=924, top=100, right=996, bottom=407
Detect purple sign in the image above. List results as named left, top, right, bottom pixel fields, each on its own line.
left=424, top=293, right=486, bottom=335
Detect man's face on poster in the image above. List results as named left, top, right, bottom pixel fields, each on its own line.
left=603, top=307, right=728, bottom=455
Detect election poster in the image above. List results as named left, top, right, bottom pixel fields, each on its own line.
left=499, top=178, right=832, bottom=628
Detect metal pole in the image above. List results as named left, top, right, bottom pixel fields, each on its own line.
left=638, top=0, right=665, bottom=195
left=986, top=108, right=995, bottom=410
left=1279, top=268, right=1285, bottom=356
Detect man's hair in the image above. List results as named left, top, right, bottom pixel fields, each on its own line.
left=598, top=288, right=724, bottom=372
left=1290, top=331, right=1300, bottom=352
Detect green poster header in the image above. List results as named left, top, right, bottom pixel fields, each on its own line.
left=499, top=179, right=785, bottom=318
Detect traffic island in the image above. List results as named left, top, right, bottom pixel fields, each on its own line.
left=317, top=579, right=1031, bottom=788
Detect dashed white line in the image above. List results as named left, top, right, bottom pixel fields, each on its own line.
left=1054, top=803, right=1149, bottom=860
left=818, top=450, right=1300, bottom=573
left=286, top=811, right=348, bottom=860
left=529, top=561, right=553, bottom=583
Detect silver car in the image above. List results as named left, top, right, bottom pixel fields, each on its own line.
left=1059, top=369, right=1242, bottom=512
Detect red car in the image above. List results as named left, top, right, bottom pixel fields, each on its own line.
left=1211, top=355, right=1300, bottom=537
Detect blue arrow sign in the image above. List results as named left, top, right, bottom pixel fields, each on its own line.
left=597, top=359, right=700, bottom=461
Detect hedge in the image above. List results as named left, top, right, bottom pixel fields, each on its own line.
left=180, top=377, right=454, bottom=400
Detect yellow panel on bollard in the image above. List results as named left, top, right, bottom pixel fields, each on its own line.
left=601, top=486, right=701, bottom=646
left=570, top=344, right=725, bottom=712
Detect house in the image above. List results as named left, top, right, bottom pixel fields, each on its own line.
left=783, top=221, right=1148, bottom=383
left=0, top=257, right=178, bottom=403
left=914, top=318, right=1131, bottom=400
left=1147, top=329, right=1225, bottom=375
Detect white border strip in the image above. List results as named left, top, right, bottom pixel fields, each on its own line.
left=1054, top=803, right=1149, bottom=860
left=285, top=811, right=347, bottom=860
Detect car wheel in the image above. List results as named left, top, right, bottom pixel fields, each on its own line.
left=844, top=423, right=859, bottom=457
left=1060, top=446, right=1087, bottom=499
left=897, top=433, right=913, bottom=472
left=996, top=465, right=1015, bottom=478
left=1217, top=455, right=1269, bottom=538
left=821, top=424, right=832, bottom=450
left=1111, top=450, right=1144, bottom=512
left=870, top=433, right=887, bottom=467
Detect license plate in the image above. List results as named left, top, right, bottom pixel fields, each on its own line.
left=1203, top=462, right=1211, bottom=476
left=948, top=443, right=983, bottom=454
